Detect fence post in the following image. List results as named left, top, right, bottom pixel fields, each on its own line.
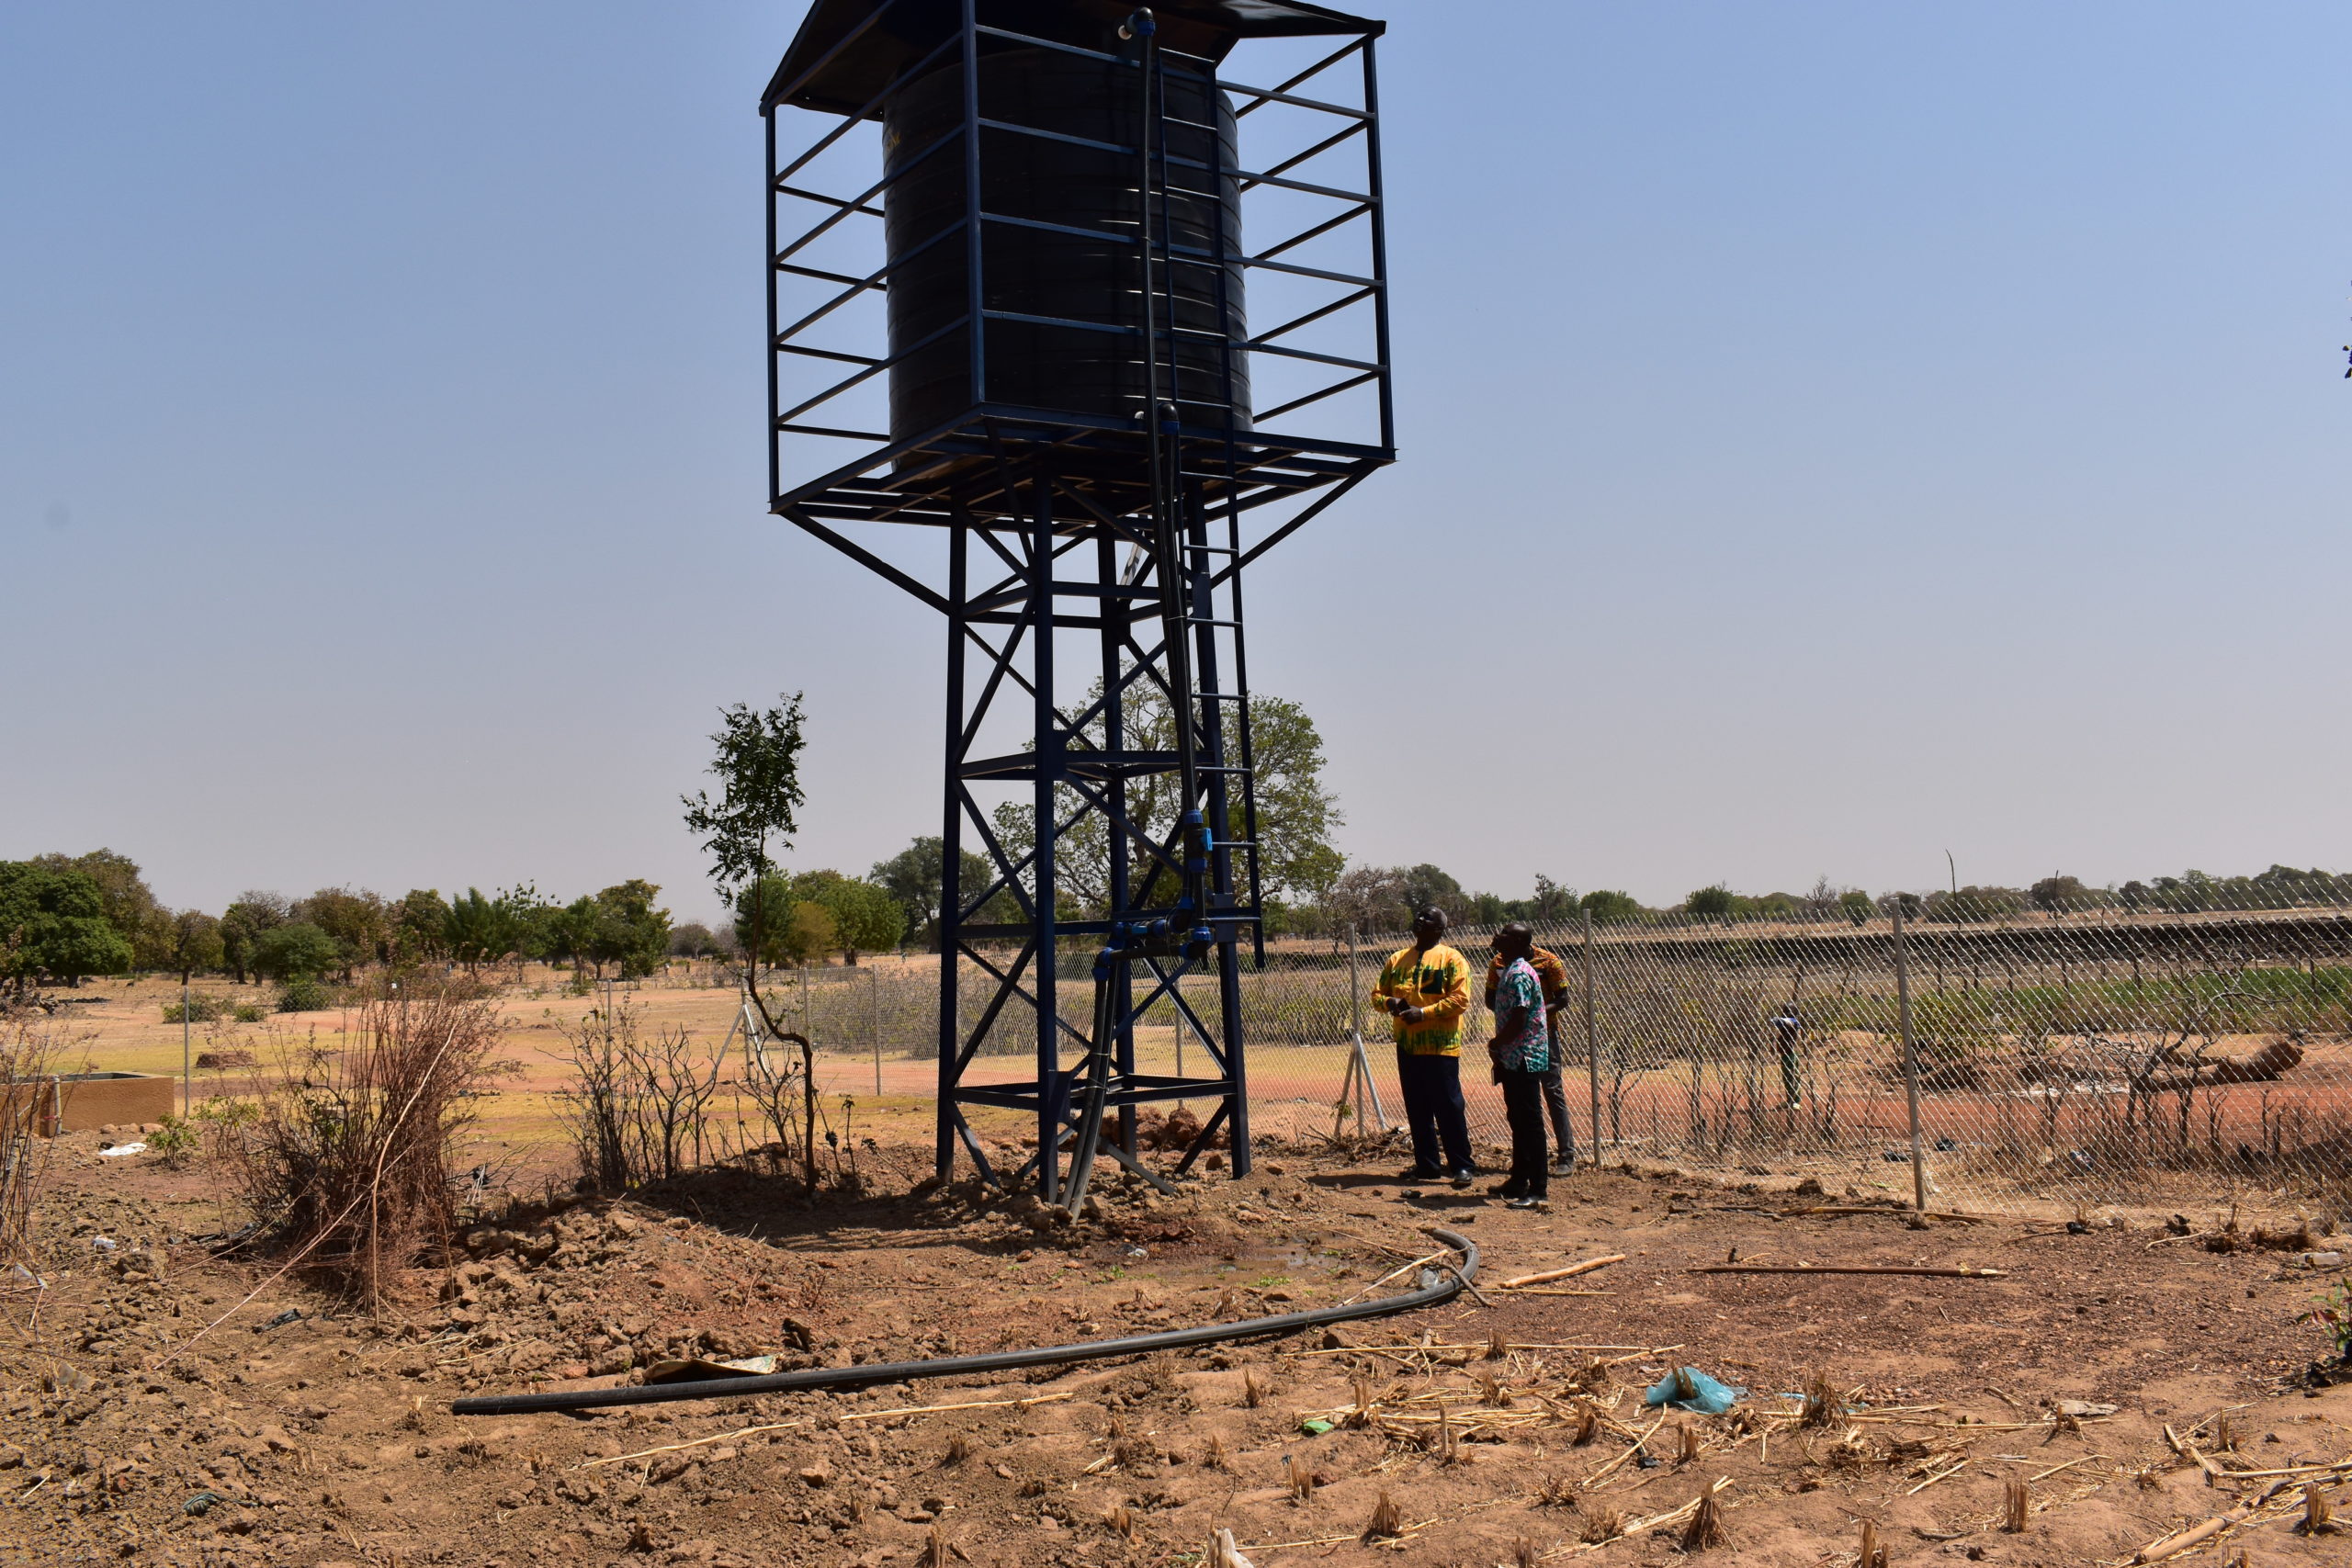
left=1582, top=906, right=1600, bottom=1169
left=1341, top=925, right=1387, bottom=1131
left=870, top=969, right=882, bottom=1097
left=1893, top=899, right=1928, bottom=1213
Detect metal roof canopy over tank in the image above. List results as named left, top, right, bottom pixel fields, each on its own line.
left=761, top=0, right=1394, bottom=1201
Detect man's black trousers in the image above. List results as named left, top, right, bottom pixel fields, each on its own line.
left=1498, top=1067, right=1551, bottom=1196
left=1395, top=1049, right=1474, bottom=1175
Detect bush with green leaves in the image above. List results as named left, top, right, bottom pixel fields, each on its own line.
left=2301, top=1275, right=2352, bottom=1365
left=277, top=974, right=333, bottom=1012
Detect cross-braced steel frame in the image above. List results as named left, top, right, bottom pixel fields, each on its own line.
left=760, top=0, right=1393, bottom=1197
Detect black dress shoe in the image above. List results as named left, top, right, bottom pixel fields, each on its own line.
left=1398, top=1166, right=1442, bottom=1182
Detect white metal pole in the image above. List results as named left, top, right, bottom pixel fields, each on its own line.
left=1582, top=906, right=1600, bottom=1168
left=1894, top=899, right=1928, bottom=1213
left=181, top=976, right=192, bottom=1117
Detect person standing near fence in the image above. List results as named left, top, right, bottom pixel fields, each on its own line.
left=1486, top=928, right=1552, bottom=1208
left=1373, top=906, right=1476, bottom=1188
left=1485, top=922, right=1576, bottom=1175
left=1771, top=1000, right=1803, bottom=1109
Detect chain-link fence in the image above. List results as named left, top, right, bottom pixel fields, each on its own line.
left=756, top=893, right=2352, bottom=1218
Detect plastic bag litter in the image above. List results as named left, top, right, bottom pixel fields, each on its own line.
left=99, top=1142, right=146, bottom=1158
left=1644, top=1367, right=1745, bottom=1415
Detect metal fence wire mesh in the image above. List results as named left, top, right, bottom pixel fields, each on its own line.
left=774, top=892, right=2352, bottom=1219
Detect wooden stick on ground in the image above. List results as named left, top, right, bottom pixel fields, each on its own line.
left=1690, top=1263, right=2006, bottom=1279
left=581, top=1391, right=1074, bottom=1468
left=2129, top=1480, right=2297, bottom=1563
left=1498, top=1255, right=1627, bottom=1290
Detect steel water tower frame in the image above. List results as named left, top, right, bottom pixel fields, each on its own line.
left=760, top=0, right=1393, bottom=1201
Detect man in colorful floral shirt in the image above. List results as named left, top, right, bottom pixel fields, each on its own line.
left=1487, top=924, right=1551, bottom=1206
left=1485, top=923, right=1577, bottom=1175
left=1373, top=906, right=1475, bottom=1187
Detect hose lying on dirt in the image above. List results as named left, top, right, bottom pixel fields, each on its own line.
left=449, top=1228, right=1478, bottom=1416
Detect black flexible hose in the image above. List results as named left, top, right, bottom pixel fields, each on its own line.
left=449, top=1228, right=1476, bottom=1416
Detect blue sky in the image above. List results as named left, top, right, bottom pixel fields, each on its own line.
left=4, top=2, right=2347, bottom=921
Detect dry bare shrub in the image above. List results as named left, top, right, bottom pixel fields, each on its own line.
left=552, top=998, right=725, bottom=1190
left=221, top=979, right=501, bottom=1308
left=0, top=1010, right=69, bottom=1265
left=1477, top=1368, right=1509, bottom=1407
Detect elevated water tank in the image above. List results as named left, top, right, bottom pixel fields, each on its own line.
left=881, top=44, right=1247, bottom=442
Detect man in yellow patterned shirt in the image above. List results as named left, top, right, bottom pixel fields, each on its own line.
left=1373, top=906, right=1475, bottom=1187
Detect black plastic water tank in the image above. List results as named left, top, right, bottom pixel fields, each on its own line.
left=882, top=46, right=1247, bottom=443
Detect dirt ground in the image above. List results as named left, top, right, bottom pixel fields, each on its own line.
left=7, top=1115, right=2352, bottom=1568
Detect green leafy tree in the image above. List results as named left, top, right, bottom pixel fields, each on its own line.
left=293, top=887, right=390, bottom=980
left=443, top=888, right=514, bottom=973
left=1531, top=876, right=1577, bottom=922
left=0, top=861, right=134, bottom=989
left=682, top=693, right=818, bottom=1183
left=546, top=897, right=600, bottom=976
left=682, top=695, right=808, bottom=982
left=252, top=920, right=340, bottom=982
left=873, top=837, right=1008, bottom=950
left=987, top=685, right=1344, bottom=918
left=220, top=891, right=290, bottom=984
left=668, top=921, right=723, bottom=958
left=1400, top=864, right=1468, bottom=920
left=31, top=849, right=164, bottom=969
left=1927, top=885, right=2025, bottom=923
left=588, top=879, right=672, bottom=978
left=1838, top=889, right=1874, bottom=927
left=2029, top=874, right=2091, bottom=914
left=391, top=889, right=452, bottom=963
left=163, top=909, right=226, bottom=981
left=1578, top=889, right=1643, bottom=925
left=808, top=875, right=903, bottom=964
left=1685, top=885, right=1736, bottom=924
left=732, top=875, right=845, bottom=967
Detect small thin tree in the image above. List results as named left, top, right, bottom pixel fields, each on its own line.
left=682, top=694, right=820, bottom=1189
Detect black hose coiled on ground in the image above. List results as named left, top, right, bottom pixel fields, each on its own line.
left=449, top=1228, right=1476, bottom=1416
